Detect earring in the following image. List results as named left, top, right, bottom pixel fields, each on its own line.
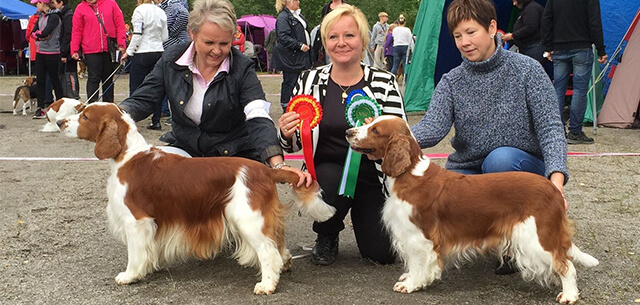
left=490, top=34, right=495, bottom=39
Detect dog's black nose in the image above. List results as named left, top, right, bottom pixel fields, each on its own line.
left=56, top=119, right=65, bottom=128
left=345, top=129, right=355, bottom=138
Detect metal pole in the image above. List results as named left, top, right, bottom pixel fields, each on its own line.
left=591, top=44, right=598, bottom=135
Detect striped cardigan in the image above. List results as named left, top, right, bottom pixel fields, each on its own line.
left=279, top=63, right=407, bottom=190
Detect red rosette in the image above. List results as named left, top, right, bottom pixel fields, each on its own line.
left=286, top=94, right=323, bottom=129
left=285, top=95, right=323, bottom=180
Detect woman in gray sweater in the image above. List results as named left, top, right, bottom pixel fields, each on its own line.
left=412, top=0, right=568, bottom=208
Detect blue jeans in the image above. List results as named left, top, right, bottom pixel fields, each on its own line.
left=280, top=71, right=300, bottom=110
left=552, top=48, right=593, bottom=134
left=391, top=45, right=408, bottom=74
left=449, top=147, right=545, bottom=177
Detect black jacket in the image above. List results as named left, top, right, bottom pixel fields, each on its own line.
left=271, top=8, right=312, bottom=72
left=57, top=5, right=74, bottom=58
left=541, top=0, right=606, bottom=56
left=120, top=43, right=283, bottom=162
left=512, top=1, right=544, bottom=48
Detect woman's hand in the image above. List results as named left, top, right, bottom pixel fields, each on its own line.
left=550, top=172, right=567, bottom=211
left=279, top=111, right=301, bottom=139
left=120, top=52, right=129, bottom=63
left=71, top=53, right=80, bottom=61
left=281, top=165, right=313, bottom=187
left=502, top=33, right=513, bottom=41
left=301, top=44, right=310, bottom=52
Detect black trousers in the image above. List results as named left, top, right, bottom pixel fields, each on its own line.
left=84, top=52, right=115, bottom=102
left=313, top=162, right=395, bottom=264
left=35, top=53, right=64, bottom=108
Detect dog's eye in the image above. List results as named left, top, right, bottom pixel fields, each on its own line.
left=371, top=127, right=379, bottom=135
left=81, top=114, right=88, bottom=120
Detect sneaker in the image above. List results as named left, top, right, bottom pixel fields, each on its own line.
left=147, top=122, right=161, bottom=130
left=566, top=131, right=594, bottom=144
left=311, top=234, right=339, bottom=266
left=32, top=108, right=46, bottom=119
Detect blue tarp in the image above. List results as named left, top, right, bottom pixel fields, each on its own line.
left=0, top=0, right=36, bottom=20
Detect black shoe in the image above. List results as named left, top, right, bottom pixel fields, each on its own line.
left=494, top=256, right=519, bottom=275
left=311, top=234, right=339, bottom=266
left=32, top=108, right=45, bottom=119
left=147, top=123, right=161, bottom=130
left=566, top=131, right=594, bottom=144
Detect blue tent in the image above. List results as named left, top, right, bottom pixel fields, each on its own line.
left=0, top=0, right=36, bottom=20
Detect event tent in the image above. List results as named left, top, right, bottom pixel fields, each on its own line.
left=237, top=14, right=276, bottom=71
left=0, top=0, right=36, bottom=74
left=597, top=7, right=640, bottom=129
left=404, top=0, right=640, bottom=114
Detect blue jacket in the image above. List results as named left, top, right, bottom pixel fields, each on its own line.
left=120, top=43, right=282, bottom=162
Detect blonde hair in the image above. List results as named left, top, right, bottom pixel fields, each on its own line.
left=275, top=0, right=288, bottom=13
left=398, top=14, right=406, bottom=25
left=386, top=23, right=397, bottom=35
left=137, top=0, right=157, bottom=5
left=320, top=4, right=370, bottom=59
left=188, top=0, right=237, bottom=35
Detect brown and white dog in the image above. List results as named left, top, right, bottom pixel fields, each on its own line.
left=12, top=76, right=37, bottom=116
left=41, top=98, right=84, bottom=132
left=58, top=102, right=336, bottom=294
left=345, top=115, right=598, bottom=304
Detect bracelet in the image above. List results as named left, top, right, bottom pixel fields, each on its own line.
left=272, top=162, right=288, bottom=170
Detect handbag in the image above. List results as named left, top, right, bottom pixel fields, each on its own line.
left=60, top=62, right=80, bottom=99
left=92, top=6, right=119, bottom=62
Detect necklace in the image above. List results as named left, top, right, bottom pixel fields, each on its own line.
left=335, top=73, right=361, bottom=104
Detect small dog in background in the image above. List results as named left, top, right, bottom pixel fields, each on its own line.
left=41, top=98, right=84, bottom=132
left=77, top=60, right=87, bottom=78
left=13, top=76, right=37, bottom=115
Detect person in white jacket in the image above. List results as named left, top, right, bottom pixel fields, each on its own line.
left=121, top=0, right=168, bottom=97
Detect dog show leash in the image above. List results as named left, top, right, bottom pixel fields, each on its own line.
left=84, top=61, right=131, bottom=105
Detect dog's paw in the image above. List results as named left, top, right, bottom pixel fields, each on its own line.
left=393, top=278, right=422, bottom=294
left=556, top=291, right=578, bottom=304
left=254, top=282, right=276, bottom=295
left=115, top=272, right=139, bottom=285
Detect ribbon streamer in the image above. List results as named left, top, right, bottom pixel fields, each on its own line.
left=286, top=95, right=323, bottom=180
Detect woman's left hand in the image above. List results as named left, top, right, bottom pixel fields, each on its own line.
left=281, top=165, right=313, bottom=187
left=502, top=33, right=513, bottom=41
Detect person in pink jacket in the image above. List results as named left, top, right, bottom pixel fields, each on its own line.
left=70, top=0, right=126, bottom=103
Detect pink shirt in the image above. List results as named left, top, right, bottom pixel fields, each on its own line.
left=175, top=42, right=230, bottom=125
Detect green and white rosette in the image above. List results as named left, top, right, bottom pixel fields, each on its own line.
left=338, top=96, right=383, bottom=198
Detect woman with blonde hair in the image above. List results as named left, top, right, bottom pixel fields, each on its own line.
left=390, top=14, right=412, bottom=78
left=120, top=0, right=310, bottom=186
left=272, top=0, right=313, bottom=110
left=278, top=4, right=406, bottom=266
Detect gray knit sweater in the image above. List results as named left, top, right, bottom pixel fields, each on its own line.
left=411, top=41, right=569, bottom=183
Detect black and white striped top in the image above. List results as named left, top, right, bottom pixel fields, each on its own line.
left=279, top=63, right=407, bottom=192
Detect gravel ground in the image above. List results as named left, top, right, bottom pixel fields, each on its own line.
left=0, top=74, right=639, bottom=304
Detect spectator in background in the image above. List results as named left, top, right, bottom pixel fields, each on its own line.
left=541, top=0, right=607, bottom=144
left=390, top=14, right=412, bottom=79
left=31, top=0, right=65, bottom=119
left=232, top=25, right=245, bottom=53
left=502, top=0, right=545, bottom=65
left=310, top=0, right=346, bottom=66
left=271, top=0, right=312, bottom=111
left=25, top=13, right=54, bottom=110
left=120, top=0, right=168, bottom=129
left=152, top=0, right=191, bottom=129
left=264, top=29, right=277, bottom=73
left=71, top=0, right=127, bottom=103
left=52, top=0, right=80, bottom=99
left=383, top=23, right=396, bottom=71
left=369, top=12, right=388, bottom=70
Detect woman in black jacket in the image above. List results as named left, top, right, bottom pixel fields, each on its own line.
left=271, top=0, right=312, bottom=110
left=502, top=0, right=545, bottom=64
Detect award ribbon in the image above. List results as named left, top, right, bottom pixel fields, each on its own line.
left=338, top=96, right=382, bottom=197
left=286, top=95, right=323, bottom=180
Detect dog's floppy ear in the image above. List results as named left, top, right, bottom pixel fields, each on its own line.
left=94, top=120, right=122, bottom=160
left=381, top=133, right=412, bottom=177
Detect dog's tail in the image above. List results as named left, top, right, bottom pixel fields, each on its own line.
left=13, top=85, right=26, bottom=102
left=270, top=169, right=336, bottom=222
left=569, top=243, right=599, bottom=267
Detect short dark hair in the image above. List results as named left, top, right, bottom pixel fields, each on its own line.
left=446, top=0, right=497, bottom=35
left=53, top=0, right=69, bottom=5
